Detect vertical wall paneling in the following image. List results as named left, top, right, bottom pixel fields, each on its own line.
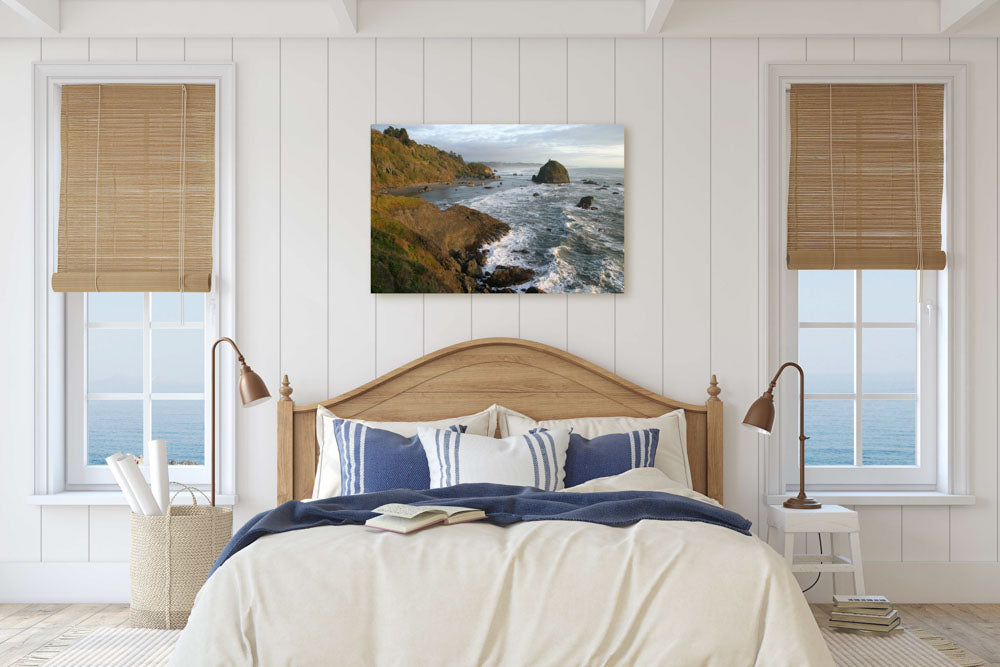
left=903, top=507, right=951, bottom=561
left=40, top=506, right=88, bottom=562
left=233, top=38, right=281, bottom=524
left=565, top=38, right=616, bottom=371
left=858, top=506, right=903, bottom=562
left=902, top=38, right=951, bottom=62
left=852, top=37, right=902, bottom=62
left=88, top=38, right=136, bottom=61
left=88, top=506, right=130, bottom=562
left=662, top=38, right=711, bottom=404
left=614, top=39, right=663, bottom=391
left=805, top=37, right=854, bottom=62
left=40, top=38, right=87, bottom=61
left=422, top=38, right=474, bottom=353
left=280, top=39, right=330, bottom=402
left=184, top=38, right=232, bottom=61
left=758, top=37, right=806, bottom=532
left=470, top=38, right=520, bottom=339
left=950, top=38, right=999, bottom=561
left=329, top=39, right=377, bottom=394
left=710, top=38, right=759, bottom=529
left=137, top=38, right=184, bottom=61
left=0, top=38, right=41, bottom=564
left=376, top=39, right=426, bottom=374
left=518, top=38, right=569, bottom=350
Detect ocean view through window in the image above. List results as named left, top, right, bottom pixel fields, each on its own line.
left=798, top=270, right=922, bottom=467
left=86, top=292, right=207, bottom=467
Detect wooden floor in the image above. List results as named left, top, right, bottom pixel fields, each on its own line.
left=0, top=603, right=997, bottom=665
left=812, top=603, right=1000, bottom=666
left=0, top=603, right=129, bottom=666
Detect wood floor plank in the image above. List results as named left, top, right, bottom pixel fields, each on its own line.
left=0, top=604, right=67, bottom=630
left=78, top=604, right=129, bottom=628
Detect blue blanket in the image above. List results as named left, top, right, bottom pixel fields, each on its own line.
left=211, top=483, right=751, bottom=576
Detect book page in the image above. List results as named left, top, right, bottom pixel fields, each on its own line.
left=372, top=503, right=442, bottom=519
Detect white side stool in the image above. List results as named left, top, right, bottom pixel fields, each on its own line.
left=765, top=504, right=865, bottom=595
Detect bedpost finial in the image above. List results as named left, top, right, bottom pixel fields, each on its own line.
left=707, top=374, right=721, bottom=401
left=279, top=374, right=292, bottom=401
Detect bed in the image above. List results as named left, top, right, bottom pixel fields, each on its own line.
left=171, top=338, right=833, bottom=665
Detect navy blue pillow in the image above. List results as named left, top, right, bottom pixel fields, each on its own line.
left=333, top=419, right=465, bottom=495
left=561, top=428, right=660, bottom=487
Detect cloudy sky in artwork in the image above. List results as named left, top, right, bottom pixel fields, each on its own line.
left=372, top=124, right=625, bottom=168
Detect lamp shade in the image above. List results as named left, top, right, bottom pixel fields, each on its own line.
left=238, top=364, right=271, bottom=407
left=742, top=392, right=775, bottom=435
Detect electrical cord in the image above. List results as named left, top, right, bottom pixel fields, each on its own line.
left=801, top=533, right=823, bottom=593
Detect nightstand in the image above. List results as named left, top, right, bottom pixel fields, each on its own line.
left=765, top=504, right=865, bottom=595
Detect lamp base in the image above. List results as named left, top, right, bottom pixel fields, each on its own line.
left=783, top=496, right=823, bottom=510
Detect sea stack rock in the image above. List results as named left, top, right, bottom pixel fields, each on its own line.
left=531, top=159, right=570, bottom=184
left=576, top=196, right=594, bottom=209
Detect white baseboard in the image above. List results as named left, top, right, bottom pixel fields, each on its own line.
left=0, top=562, right=129, bottom=603
left=805, top=561, right=1000, bottom=603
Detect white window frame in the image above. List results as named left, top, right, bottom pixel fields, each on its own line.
left=763, top=63, right=969, bottom=495
left=33, top=63, right=236, bottom=496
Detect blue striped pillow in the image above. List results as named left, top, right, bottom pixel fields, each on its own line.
left=561, top=428, right=660, bottom=487
left=332, top=419, right=465, bottom=496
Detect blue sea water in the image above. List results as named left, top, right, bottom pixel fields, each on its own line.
left=88, top=400, right=205, bottom=465
left=415, top=166, right=625, bottom=293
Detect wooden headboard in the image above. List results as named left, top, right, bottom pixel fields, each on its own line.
left=277, top=338, right=723, bottom=505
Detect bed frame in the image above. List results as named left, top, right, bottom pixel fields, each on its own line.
left=276, top=337, right=724, bottom=505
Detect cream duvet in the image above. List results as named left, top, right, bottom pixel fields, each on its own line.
left=171, top=469, right=833, bottom=666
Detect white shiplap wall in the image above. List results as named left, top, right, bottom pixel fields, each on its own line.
left=1, top=35, right=999, bottom=602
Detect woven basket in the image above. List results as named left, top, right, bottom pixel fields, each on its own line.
left=129, top=486, right=232, bottom=629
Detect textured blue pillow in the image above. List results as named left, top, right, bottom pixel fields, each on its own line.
left=562, top=428, right=660, bottom=487
left=332, top=419, right=465, bottom=496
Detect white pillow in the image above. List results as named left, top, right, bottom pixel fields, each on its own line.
left=313, top=404, right=498, bottom=499
left=418, top=427, right=571, bottom=491
left=498, top=406, right=692, bottom=489
left=563, top=468, right=721, bottom=507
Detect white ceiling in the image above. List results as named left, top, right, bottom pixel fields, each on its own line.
left=1, top=0, right=1000, bottom=38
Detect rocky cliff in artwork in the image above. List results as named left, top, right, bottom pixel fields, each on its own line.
left=371, top=128, right=495, bottom=190
left=530, top=159, right=570, bottom=184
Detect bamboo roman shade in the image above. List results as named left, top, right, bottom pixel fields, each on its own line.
left=52, top=83, right=216, bottom=292
left=786, top=83, right=946, bottom=270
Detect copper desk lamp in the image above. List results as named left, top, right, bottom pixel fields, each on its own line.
left=744, top=362, right=821, bottom=510
left=210, top=337, right=271, bottom=506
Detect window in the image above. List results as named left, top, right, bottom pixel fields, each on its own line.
left=765, top=63, right=967, bottom=494
left=790, top=269, right=938, bottom=486
left=65, top=292, right=212, bottom=486
left=33, top=63, right=235, bottom=497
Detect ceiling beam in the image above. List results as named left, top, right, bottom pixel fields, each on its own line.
left=940, top=0, right=999, bottom=33
left=1, top=0, right=59, bottom=32
left=330, top=0, right=357, bottom=33
left=644, top=0, right=675, bottom=33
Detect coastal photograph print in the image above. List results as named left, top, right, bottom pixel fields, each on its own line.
left=370, top=124, right=625, bottom=294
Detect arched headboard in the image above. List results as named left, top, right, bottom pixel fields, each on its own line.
left=277, top=338, right=723, bottom=504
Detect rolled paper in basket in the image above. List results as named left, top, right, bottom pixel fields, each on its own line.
left=106, top=454, right=142, bottom=514
left=117, top=454, right=162, bottom=516
left=149, top=440, right=169, bottom=516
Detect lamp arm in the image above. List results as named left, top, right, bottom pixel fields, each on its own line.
left=209, top=337, right=243, bottom=508
left=212, top=336, right=246, bottom=364
left=767, top=361, right=812, bottom=503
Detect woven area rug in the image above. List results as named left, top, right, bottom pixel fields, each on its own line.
left=822, top=626, right=987, bottom=667
left=12, top=627, right=181, bottom=667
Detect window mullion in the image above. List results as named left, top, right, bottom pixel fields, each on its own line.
left=143, top=292, right=152, bottom=464
left=854, top=270, right=863, bottom=467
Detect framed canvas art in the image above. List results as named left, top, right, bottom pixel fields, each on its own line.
left=370, top=124, right=625, bottom=294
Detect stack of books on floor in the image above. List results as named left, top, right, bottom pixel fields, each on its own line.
left=829, top=595, right=901, bottom=634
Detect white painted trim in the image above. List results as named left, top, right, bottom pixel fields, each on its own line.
left=766, top=492, right=975, bottom=506
left=644, top=0, right=675, bottom=34
left=809, top=561, right=1000, bottom=603
left=27, top=492, right=237, bottom=506
left=1, top=0, right=59, bottom=33
left=760, top=62, right=969, bottom=494
left=0, top=562, right=129, bottom=603
left=940, top=0, right=1000, bottom=34
left=330, top=0, right=358, bottom=33
left=32, top=62, right=237, bottom=497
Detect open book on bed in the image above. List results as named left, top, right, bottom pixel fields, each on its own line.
left=365, top=503, right=486, bottom=534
